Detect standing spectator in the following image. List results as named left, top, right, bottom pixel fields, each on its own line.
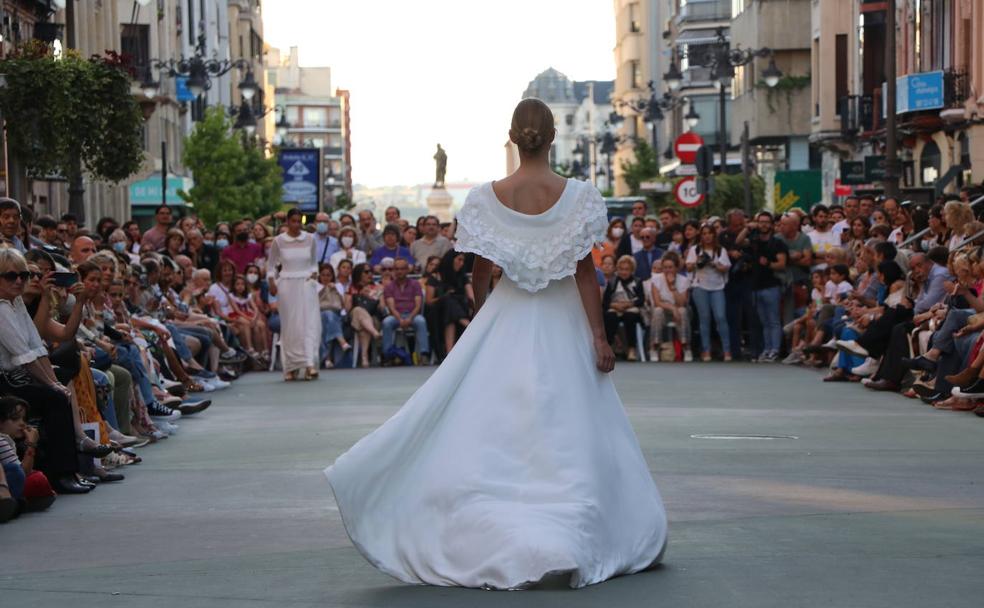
left=833, top=196, right=859, bottom=242
left=140, top=205, right=173, bottom=252
left=357, top=210, right=384, bottom=255
left=221, top=220, right=264, bottom=273
left=35, top=215, right=59, bottom=248
left=748, top=212, right=788, bottom=362
left=655, top=208, right=681, bottom=249
left=602, top=255, right=645, bottom=361
left=686, top=224, right=732, bottom=362
left=592, top=219, right=625, bottom=268
left=313, top=212, right=340, bottom=268
left=720, top=209, right=758, bottom=359
left=633, top=227, right=664, bottom=281
left=60, top=213, right=79, bottom=244
left=648, top=253, right=692, bottom=362
left=808, top=204, right=839, bottom=262
left=370, top=225, right=415, bottom=272
left=858, top=195, right=875, bottom=223
left=382, top=258, right=429, bottom=364
left=778, top=212, right=813, bottom=321
left=410, top=215, right=452, bottom=269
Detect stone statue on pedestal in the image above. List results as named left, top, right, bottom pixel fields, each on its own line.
left=433, top=144, right=447, bottom=188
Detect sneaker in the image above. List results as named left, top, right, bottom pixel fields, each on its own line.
left=851, top=357, right=880, bottom=377
left=147, top=401, right=181, bottom=422
left=835, top=340, right=869, bottom=358
left=208, top=378, right=230, bottom=390
left=758, top=351, right=779, bottom=363
left=178, top=399, right=212, bottom=416
left=782, top=350, right=804, bottom=365
left=860, top=377, right=874, bottom=387
left=952, top=378, right=984, bottom=399
left=821, top=337, right=838, bottom=350
left=648, top=350, right=660, bottom=362
left=683, top=349, right=693, bottom=363
left=159, top=421, right=180, bottom=435
left=220, top=349, right=245, bottom=362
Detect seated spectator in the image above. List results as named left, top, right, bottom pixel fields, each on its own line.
left=370, top=224, right=415, bottom=272
left=331, top=226, right=368, bottom=270
left=0, top=396, right=56, bottom=519
left=647, top=252, right=691, bottom=362
left=410, top=215, right=451, bottom=271
left=592, top=219, right=624, bottom=268
left=633, top=227, right=664, bottom=281
left=426, top=251, right=473, bottom=359
left=161, top=228, right=187, bottom=260
left=382, top=258, right=429, bottom=365
left=602, top=255, right=645, bottom=361
left=316, top=263, right=351, bottom=368
left=0, top=248, right=85, bottom=494
left=346, top=263, right=384, bottom=368
left=229, top=273, right=268, bottom=361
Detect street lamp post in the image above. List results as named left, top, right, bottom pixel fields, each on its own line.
left=664, top=27, right=782, bottom=176
left=613, top=80, right=699, bottom=166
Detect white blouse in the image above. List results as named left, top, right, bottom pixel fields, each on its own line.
left=0, top=297, right=49, bottom=371
left=268, top=232, right=318, bottom=280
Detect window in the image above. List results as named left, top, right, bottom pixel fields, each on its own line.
left=835, top=34, right=848, bottom=103
left=120, top=24, right=150, bottom=81
left=920, top=140, right=941, bottom=185
left=303, top=107, right=328, bottom=127
left=286, top=106, right=299, bottom=125
left=631, top=60, right=642, bottom=89
left=629, top=3, right=641, bottom=33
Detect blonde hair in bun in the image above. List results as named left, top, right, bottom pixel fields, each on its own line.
left=510, top=98, right=554, bottom=153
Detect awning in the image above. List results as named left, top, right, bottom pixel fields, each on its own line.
left=675, top=29, right=729, bottom=45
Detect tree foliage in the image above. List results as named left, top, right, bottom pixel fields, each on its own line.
left=0, top=42, right=144, bottom=182
left=619, top=139, right=660, bottom=196
left=180, top=107, right=284, bottom=225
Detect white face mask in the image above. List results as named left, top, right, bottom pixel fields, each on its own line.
left=341, top=236, right=355, bottom=248
left=246, top=273, right=259, bottom=284
left=611, top=227, right=625, bottom=239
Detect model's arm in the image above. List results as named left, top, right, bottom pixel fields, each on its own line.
left=575, top=254, right=615, bottom=373
left=471, top=256, right=493, bottom=312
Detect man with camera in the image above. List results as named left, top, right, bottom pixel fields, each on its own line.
left=746, top=212, right=788, bottom=362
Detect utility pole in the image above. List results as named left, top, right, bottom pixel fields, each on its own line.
left=741, top=121, right=752, bottom=216
left=883, top=1, right=899, bottom=196
left=64, top=1, right=86, bottom=223
left=718, top=84, right=727, bottom=174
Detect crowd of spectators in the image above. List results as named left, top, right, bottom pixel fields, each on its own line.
left=3, top=184, right=983, bottom=522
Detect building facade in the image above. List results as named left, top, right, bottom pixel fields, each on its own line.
left=522, top=68, right=615, bottom=189
left=267, top=46, right=352, bottom=206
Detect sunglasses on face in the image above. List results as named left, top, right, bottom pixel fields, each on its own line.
left=1, top=271, right=30, bottom=282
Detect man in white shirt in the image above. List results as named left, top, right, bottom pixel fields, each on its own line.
left=808, top=204, right=839, bottom=267
left=832, top=196, right=859, bottom=242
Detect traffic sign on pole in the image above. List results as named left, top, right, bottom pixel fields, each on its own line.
left=674, top=132, right=705, bottom=164
left=674, top=176, right=705, bottom=208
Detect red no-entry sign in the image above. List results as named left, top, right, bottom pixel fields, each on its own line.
left=674, top=132, right=704, bottom=165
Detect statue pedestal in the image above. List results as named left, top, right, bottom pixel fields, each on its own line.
left=426, top=187, right=454, bottom=223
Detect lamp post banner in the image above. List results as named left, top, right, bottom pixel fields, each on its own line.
left=278, top=148, right=321, bottom=212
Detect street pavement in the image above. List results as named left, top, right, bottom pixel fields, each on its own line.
left=2, top=363, right=983, bottom=607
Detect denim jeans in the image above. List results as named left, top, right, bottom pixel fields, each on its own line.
left=691, top=287, right=731, bottom=354
left=382, top=313, right=429, bottom=354
left=108, top=343, right=156, bottom=407
left=754, top=286, right=782, bottom=354
left=90, top=368, right=119, bottom=430
left=320, top=310, right=345, bottom=362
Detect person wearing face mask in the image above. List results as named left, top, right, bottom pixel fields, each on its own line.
left=220, top=220, right=264, bottom=274
left=313, top=212, right=340, bottom=268
left=108, top=228, right=139, bottom=263
left=591, top=219, right=626, bottom=268
left=329, top=226, right=367, bottom=271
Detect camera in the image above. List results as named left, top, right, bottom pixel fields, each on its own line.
left=696, top=252, right=712, bottom=269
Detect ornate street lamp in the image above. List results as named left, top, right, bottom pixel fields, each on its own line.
left=613, top=80, right=698, bottom=158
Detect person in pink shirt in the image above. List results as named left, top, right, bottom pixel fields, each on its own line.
left=220, top=220, right=264, bottom=273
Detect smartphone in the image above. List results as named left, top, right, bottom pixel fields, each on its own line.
left=51, top=271, right=79, bottom=288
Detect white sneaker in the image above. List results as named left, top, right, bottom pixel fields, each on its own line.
left=648, top=350, right=660, bottom=362
left=207, top=378, right=230, bottom=390
left=835, top=339, right=869, bottom=358
left=683, top=350, right=693, bottom=362
left=160, top=421, right=180, bottom=435
left=821, top=337, right=838, bottom=350
left=851, top=357, right=880, bottom=377
left=860, top=377, right=874, bottom=387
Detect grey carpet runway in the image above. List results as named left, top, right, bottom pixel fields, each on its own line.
left=2, top=364, right=982, bottom=607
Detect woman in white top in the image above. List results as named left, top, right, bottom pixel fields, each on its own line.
left=329, top=226, right=367, bottom=271
left=685, top=224, right=732, bottom=361
left=324, top=98, right=666, bottom=590
left=646, top=252, right=691, bottom=362
left=267, top=208, right=322, bottom=381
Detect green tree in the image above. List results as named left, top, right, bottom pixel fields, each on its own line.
left=180, top=107, right=284, bottom=225
left=0, top=42, right=144, bottom=183
left=619, top=140, right=659, bottom=195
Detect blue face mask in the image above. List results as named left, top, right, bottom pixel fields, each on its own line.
left=203, top=240, right=214, bottom=247
left=316, top=222, right=329, bottom=235
left=216, top=238, right=230, bottom=249
left=112, top=241, right=126, bottom=253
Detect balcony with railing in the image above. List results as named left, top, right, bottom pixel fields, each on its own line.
left=944, top=68, right=970, bottom=109
left=676, top=0, right=731, bottom=25
left=838, top=94, right=876, bottom=136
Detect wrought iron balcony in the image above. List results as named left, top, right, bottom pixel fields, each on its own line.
left=839, top=94, right=875, bottom=136
left=944, top=68, right=969, bottom=109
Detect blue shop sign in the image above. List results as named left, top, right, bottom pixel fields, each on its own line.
left=896, top=70, right=944, bottom=114
left=278, top=148, right=321, bottom=212
left=129, top=175, right=191, bottom=206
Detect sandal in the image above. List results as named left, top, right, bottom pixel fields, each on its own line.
left=183, top=380, right=205, bottom=393
left=284, top=370, right=298, bottom=382
left=304, top=367, right=319, bottom=380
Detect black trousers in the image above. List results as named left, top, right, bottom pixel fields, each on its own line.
left=604, top=310, right=642, bottom=346
left=1, top=380, right=78, bottom=477
left=857, top=306, right=913, bottom=359
left=874, top=321, right=915, bottom=385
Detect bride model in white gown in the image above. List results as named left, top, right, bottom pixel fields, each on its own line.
left=324, top=99, right=667, bottom=590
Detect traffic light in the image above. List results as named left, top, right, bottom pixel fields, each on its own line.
left=695, top=145, right=714, bottom=178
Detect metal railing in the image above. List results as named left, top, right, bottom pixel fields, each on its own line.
left=676, top=1, right=731, bottom=23
left=900, top=194, right=984, bottom=248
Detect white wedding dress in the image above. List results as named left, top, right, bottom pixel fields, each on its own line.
left=324, top=178, right=667, bottom=589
